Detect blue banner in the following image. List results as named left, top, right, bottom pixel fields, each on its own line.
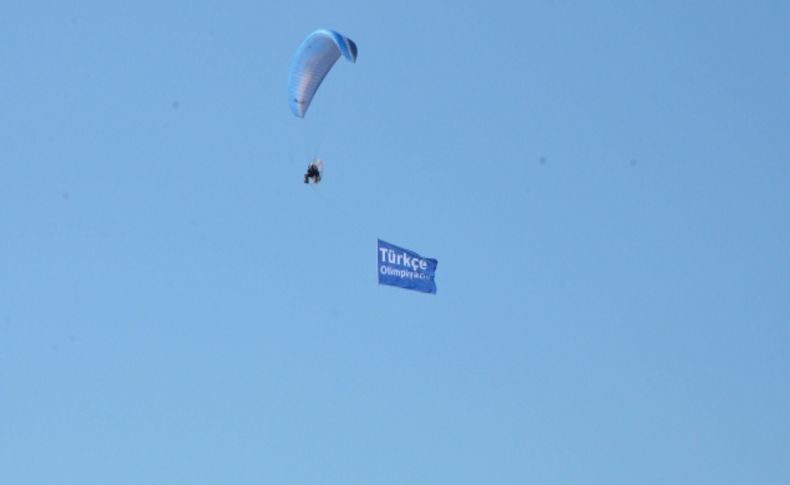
left=377, top=239, right=438, bottom=294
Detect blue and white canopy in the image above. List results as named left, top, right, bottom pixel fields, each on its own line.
left=287, top=29, right=357, bottom=118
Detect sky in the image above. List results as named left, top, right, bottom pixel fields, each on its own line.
left=1, top=1, right=789, bottom=484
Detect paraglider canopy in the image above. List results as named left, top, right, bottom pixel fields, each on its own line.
left=288, top=29, right=357, bottom=118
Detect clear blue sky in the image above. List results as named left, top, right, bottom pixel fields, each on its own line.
left=2, top=1, right=789, bottom=484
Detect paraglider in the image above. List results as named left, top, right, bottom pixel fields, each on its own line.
left=303, top=158, right=323, bottom=184
left=288, top=29, right=357, bottom=183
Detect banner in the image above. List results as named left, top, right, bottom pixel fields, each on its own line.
left=377, top=239, right=438, bottom=294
